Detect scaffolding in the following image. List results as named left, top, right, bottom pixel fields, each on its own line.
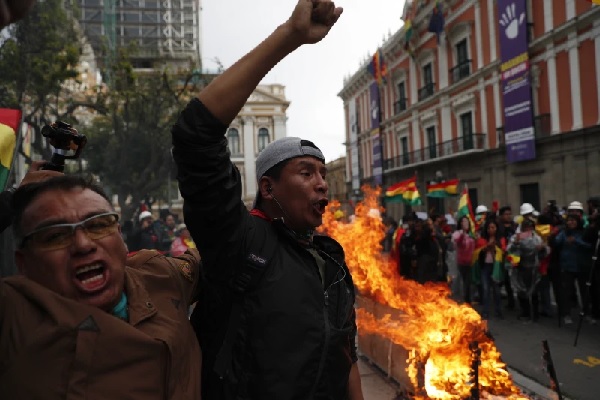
left=74, top=0, right=201, bottom=70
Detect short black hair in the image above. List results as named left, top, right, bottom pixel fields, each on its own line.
left=11, top=175, right=112, bottom=240
left=255, top=158, right=292, bottom=208
left=499, top=206, right=512, bottom=215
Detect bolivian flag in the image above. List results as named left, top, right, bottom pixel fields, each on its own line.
left=426, top=178, right=459, bottom=198
left=0, top=109, right=22, bottom=190
left=385, top=175, right=422, bottom=205
left=589, top=0, right=600, bottom=4
left=456, top=187, right=476, bottom=237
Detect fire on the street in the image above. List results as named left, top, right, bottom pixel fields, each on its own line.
left=317, top=186, right=529, bottom=400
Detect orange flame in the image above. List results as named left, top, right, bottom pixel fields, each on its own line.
left=318, top=186, right=529, bottom=400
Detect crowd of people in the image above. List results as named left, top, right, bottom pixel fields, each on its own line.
left=391, top=199, right=600, bottom=325
left=121, top=207, right=196, bottom=257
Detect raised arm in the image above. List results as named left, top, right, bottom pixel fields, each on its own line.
left=198, top=0, right=342, bottom=125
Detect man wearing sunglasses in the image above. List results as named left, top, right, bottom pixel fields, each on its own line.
left=1, top=175, right=202, bottom=398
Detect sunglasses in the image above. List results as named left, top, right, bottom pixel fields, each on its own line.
left=19, top=212, right=120, bottom=251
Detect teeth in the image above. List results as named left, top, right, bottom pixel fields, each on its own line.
left=81, top=275, right=104, bottom=285
left=76, top=263, right=102, bottom=276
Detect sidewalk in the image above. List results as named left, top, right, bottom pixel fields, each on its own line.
left=358, top=356, right=400, bottom=399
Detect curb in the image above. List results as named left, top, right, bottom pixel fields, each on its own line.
left=508, top=367, right=573, bottom=400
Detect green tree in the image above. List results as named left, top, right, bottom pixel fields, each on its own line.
left=84, top=50, right=205, bottom=222
left=0, top=0, right=103, bottom=161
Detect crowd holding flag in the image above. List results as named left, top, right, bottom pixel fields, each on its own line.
left=426, top=178, right=459, bottom=198
left=366, top=48, right=388, bottom=86
left=385, top=175, right=422, bottom=205
left=0, top=108, right=22, bottom=190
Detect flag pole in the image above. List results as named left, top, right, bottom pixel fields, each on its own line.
left=3, top=110, right=25, bottom=191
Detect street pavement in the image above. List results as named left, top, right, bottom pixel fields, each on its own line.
left=487, top=307, right=600, bottom=400
left=358, top=306, right=600, bottom=400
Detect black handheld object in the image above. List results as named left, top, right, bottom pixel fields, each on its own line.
left=40, top=121, right=87, bottom=172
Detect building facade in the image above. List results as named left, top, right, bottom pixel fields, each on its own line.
left=339, top=0, right=600, bottom=220
left=71, top=0, right=201, bottom=69
left=326, top=156, right=353, bottom=215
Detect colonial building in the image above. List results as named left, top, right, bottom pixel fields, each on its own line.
left=326, top=156, right=352, bottom=214
left=339, top=0, right=600, bottom=220
left=152, top=84, right=290, bottom=216
left=211, top=84, right=290, bottom=207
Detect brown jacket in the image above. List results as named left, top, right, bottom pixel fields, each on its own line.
left=0, top=249, right=202, bottom=399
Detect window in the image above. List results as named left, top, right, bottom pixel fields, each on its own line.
left=227, top=128, right=240, bottom=155
left=423, top=63, right=434, bottom=85
left=419, top=63, right=435, bottom=101
left=460, top=112, right=473, bottom=150
left=427, top=197, right=445, bottom=215
left=452, top=39, right=471, bottom=83
left=456, top=39, right=469, bottom=64
left=401, top=137, right=409, bottom=165
left=257, top=128, right=270, bottom=152
left=395, top=81, right=407, bottom=114
left=520, top=183, right=540, bottom=212
left=426, top=126, right=437, bottom=159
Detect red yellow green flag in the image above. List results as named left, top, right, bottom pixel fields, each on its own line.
left=426, top=178, right=459, bottom=198
left=385, top=176, right=422, bottom=205
left=588, top=0, right=600, bottom=4
left=0, top=109, right=22, bottom=190
left=456, top=186, right=476, bottom=237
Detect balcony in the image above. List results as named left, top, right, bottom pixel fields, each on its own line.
left=394, top=98, right=408, bottom=114
left=449, top=60, right=472, bottom=85
left=418, top=82, right=435, bottom=102
left=497, top=114, right=551, bottom=145
left=534, top=113, right=551, bottom=138
left=383, top=133, right=486, bottom=170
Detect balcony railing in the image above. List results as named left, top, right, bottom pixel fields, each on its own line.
left=418, top=82, right=436, bottom=102
left=449, top=59, right=472, bottom=85
left=534, top=113, right=551, bottom=138
left=394, top=98, right=408, bottom=114
left=383, top=133, right=486, bottom=170
left=497, top=114, right=551, bottom=146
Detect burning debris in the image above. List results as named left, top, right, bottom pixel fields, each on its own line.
left=317, top=186, right=530, bottom=400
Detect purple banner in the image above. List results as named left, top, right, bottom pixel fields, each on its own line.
left=369, top=82, right=382, bottom=185
left=372, top=130, right=382, bottom=186
left=498, top=0, right=535, bottom=163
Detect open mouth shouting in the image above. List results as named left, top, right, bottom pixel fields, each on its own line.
left=74, top=262, right=109, bottom=293
left=313, top=199, right=329, bottom=215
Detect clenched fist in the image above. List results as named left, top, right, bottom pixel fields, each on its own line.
left=0, top=0, right=36, bottom=29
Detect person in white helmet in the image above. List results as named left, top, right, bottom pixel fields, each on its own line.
left=129, top=211, right=163, bottom=253
left=567, top=201, right=588, bottom=228
left=514, top=203, right=537, bottom=233
left=475, top=205, right=489, bottom=233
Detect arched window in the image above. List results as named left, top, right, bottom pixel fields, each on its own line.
left=227, top=128, right=240, bottom=155
left=257, top=128, right=270, bottom=152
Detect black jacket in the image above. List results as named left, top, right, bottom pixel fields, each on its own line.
left=172, top=99, right=357, bottom=400
left=0, top=190, right=13, bottom=234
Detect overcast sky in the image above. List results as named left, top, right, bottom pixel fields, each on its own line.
left=201, top=0, right=406, bottom=162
